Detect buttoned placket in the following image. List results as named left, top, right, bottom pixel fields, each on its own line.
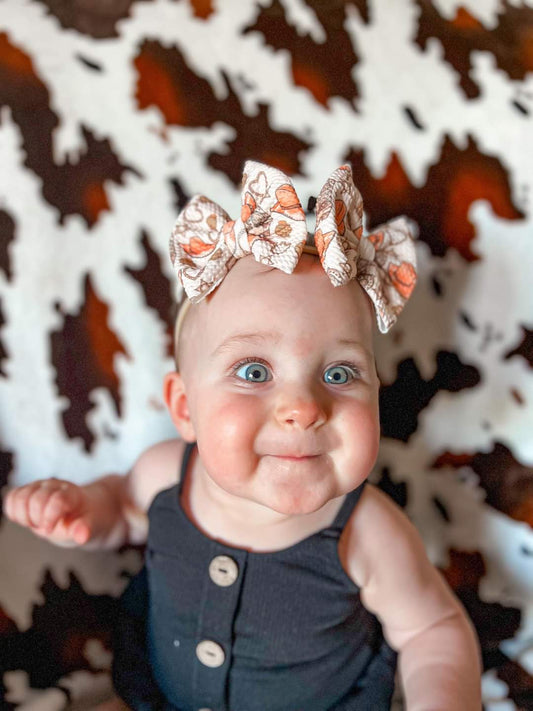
left=191, top=541, right=247, bottom=711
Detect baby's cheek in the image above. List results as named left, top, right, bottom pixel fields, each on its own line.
left=343, top=404, right=380, bottom=465
left=199, top=396, right=261, bottom=457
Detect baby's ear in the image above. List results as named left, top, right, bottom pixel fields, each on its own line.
left=163, top=372, right=196, bottom=442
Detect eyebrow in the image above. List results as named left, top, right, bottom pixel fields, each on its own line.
left=211, top=331, right=282, bottom=358
left=335, top=339, right=374, bottom=360
left=211, top=333, right=372, bottom=361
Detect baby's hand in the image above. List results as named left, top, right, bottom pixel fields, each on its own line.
left=3, top=478, right=93, bottom=546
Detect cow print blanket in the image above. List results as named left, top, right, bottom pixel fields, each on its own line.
left=0, top=1, right=532, bottom=708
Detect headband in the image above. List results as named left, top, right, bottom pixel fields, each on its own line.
left=169, top=161, right=417, bottom=333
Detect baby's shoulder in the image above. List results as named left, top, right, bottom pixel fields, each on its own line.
left=127, top=438, right=185, bottom=511
left=339, top=483, right=424, bottom=588
left=348, top=482, right=411, bottom=537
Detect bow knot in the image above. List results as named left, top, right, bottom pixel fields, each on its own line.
left=170, top=161, right=417, bottom=332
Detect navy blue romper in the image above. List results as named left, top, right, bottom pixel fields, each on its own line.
left=113, top=444, right=397, bottom=710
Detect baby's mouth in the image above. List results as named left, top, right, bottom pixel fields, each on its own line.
left=269, top=453, right=322, bottom=461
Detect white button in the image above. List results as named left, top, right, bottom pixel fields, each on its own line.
left=196, top=640, right=225, bottom=668
left=198, top=708, right=212, bottom=711
left=209, top=555, right=239, bottom=587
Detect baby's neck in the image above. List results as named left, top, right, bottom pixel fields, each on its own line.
left=181, top=452, right=345, bottom=553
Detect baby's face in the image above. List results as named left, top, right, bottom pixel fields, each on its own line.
left=177, top=254, right=380, bottom=516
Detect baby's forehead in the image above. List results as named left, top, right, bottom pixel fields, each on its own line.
left=197, top=258, right=375, bottom=340
left=224, top=255, right=373, bottom=311
left=176, top=264, right=376, bottom=373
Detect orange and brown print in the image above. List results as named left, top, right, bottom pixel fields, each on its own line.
left=0, top=1, right=532, bottom=709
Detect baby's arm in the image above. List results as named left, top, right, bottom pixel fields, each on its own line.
left=3, top=438, right=183, bottom=550
left=344, top=485, right=481, bottom=710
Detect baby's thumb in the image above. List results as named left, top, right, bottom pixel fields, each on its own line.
left=68, top=516, right=92, bottom=545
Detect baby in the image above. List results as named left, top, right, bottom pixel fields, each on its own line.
left=4, top=162, right=481, bottom=710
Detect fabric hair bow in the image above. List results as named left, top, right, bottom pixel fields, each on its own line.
left=170, top=161, right=417, bottom=333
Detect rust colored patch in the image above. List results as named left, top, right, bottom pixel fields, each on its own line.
left=51, top=126, right=136, bottom=228
left=189, top=0, right=214, bottom=20
left=134, top=40, right=240, bottom=127
left=82, top=182, right=111, bottom=223
left=51, top=275, right=128, bottom=451
left=0, top=32, right=36, bottom=76
left=124, top=230, right=175, bottom=357
left=86, top=277, right=128, bottom=382
left=434, top=442, right=533, bottom=527
left=0, top=209, right=15, bottom=281
left=520, top=27, right=533, bottom=72
left=511, top=496, right=533, bottom=527
left=450, top=6, right=484, bottom=31
left=243, top=0, right=368, bottom=106
left=379, top=350, right=481, bottom=441
left=291, top=62, right=331, bottom=107
left=415, top=0, right=533, bottom=97
left=0, top=32, right=52, bottom=116
left=135, top=49, right=186, bottom=125
left=440, top=549, right=485, bottom=591
left=379, top=154, right=412, bottom=200
left=133, top=39, right=310, bottom=183
left=505, top=326, right=533, bottom=368
left=0, top=35, right=135, bottom=227
left=433, top=451, right=474, bottom=468
left=345, top=136, right=523, bottom=259
left=444, top=165, right=520, bottom=258
left=33, top=0, right=151, bottom=39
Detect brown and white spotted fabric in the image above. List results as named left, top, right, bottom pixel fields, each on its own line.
left=0, top=1, right=532, bottom=709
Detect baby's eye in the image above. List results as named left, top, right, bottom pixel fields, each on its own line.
left=234, top=362, right=272, bottom=383
left=323, top=365, right=357, bottom=385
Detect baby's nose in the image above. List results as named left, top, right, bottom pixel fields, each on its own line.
left=274, top=388, right=326, bottom=430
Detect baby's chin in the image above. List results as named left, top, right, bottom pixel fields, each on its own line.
left=251, top=482, right=342, bottom=518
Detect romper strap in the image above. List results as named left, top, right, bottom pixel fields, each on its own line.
left=177, top=442, right=196, bottom=495
left=328, top=480, right=367, bottom=533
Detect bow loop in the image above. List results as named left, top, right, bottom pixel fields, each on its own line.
left=232, top=161, right=308, bottom=270
left=357, top=217, right=417, bottom=332
left=313, top=164, right=417, bottom=331
left=314, top=164, right=364, bottom=287
left=170, top=195, right=236, bottom=302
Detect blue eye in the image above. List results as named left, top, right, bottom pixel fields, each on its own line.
left=323, top=365, right=356, bottom=385
left=235, top=362, right=271, bottom=383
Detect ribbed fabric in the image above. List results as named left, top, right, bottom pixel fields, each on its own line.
left=113, top=444, right=396, bottom=711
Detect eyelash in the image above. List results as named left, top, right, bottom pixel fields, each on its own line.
left=328, top=362, right=361, bottom=379
left=231, top=357, right=271, bottom=376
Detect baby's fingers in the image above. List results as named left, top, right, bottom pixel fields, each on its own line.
left=4, top=481, right=92, bottom=546
left=4, top=479, right=83, bottom=533
left=4, top=481, right=45, bottom=528
left=40, top=511, right=93, bottom=546
left=39, top=482, right=85, bottom=534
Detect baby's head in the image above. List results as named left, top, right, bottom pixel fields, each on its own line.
left=167, top=253, right=381, bottom=515
left=164, top=161, right=417, bottom=515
